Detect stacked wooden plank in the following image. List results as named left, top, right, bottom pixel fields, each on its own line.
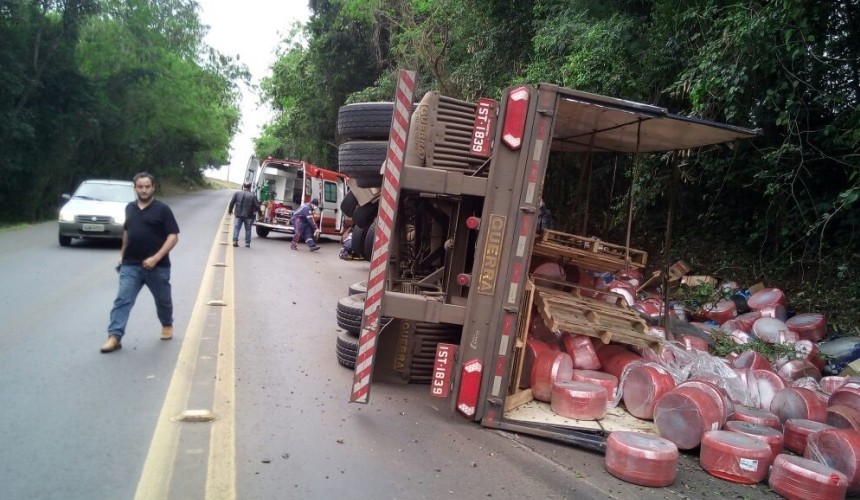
left=532, top=230, right=648, bottom=273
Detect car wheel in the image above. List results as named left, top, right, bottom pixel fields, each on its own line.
left=338, top=141, right=387, bottom=187
left=58, top=234, right=72, bottom=247
left=256, top=226, right=270, bottom=238
left=337, top=102, right=395, bottom=140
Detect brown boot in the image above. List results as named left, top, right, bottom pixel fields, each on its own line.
left=161, top=325, right=173, bottom=340
left=100, top=335, right=122, bottom=353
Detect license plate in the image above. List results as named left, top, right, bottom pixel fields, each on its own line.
left=431, top=343, right=457, bottom=398
left=82, top=223, right=105, bottom=232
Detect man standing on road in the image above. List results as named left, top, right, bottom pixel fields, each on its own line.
left=100, top=172, right=180, bottom=353
left=228, top=182, right=261, bottom=247
left=290, top=198, right=321, bottom=251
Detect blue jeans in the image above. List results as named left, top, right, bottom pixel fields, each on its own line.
left=108, top=265, right=172, bottom=339
left=233, top=217, right=252, bottom=244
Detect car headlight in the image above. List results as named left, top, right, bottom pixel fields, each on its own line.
left=59, top=209, right=75, bottom=222
left=114, top=213, right=125, bottom=225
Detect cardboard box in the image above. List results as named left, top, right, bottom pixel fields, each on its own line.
left=668, top=260, right=691, bottom=280
left=748, top=282, right=766, bottom=294
left=681, top=275, right=718, bottom=287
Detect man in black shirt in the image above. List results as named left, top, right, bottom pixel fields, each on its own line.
left=228, top=182, right=261, bottom=247
left=101, top=172, right=180, bottom=353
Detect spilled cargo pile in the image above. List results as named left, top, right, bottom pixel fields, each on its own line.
left=521, top=259, right=860, bottom=498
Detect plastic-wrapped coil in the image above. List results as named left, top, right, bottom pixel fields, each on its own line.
left=550, top=381, right=607, bottom=420
left=771, top=387, right=828, bottom=424
left=604, top=431, right=679, bottom=487
left=820, top=376, right=848, bottom=395
left=702, top=299, right=737, bottom=325
left=794, top=340, right=826, bottom=371
left=677, top=334, right=709, bottom=353
left=777, top=359, right=823, bottom=383
left=805, top=428, right=860, bottom=493
left=784, top=419, right=834, bottom=455
left=751, top=369, right=786, bottom=411
left=724, top=420, right=784, bottom=462
left=560, top=333, right=600, bottom=370
left=747, top=287, right=787, bottom=310
left=769, top=454, right=848, bottom=500
left=530, top=351, right=574, bottom=402
left=828, top=382, right=860, bottom=412
left=786, top=313, right=828, bottom=342
left=733, top=311, right=761, bottom=332
left=733, top=350, right=772, bottom=371
left=730, top=406, right=782, bottom=430
left=654, top=386, right=724, bottom=450
left=752, top=317, right=792, bottom=344
left=572, top=369, right=618, bottom=402
left=519, top=338, right=551, bottom=389
left=621, top=364, right=676, bottom=420
left=615, top=269, right=644, bottom=287
left=826, top=404, right=860, bottom=432
left=676, top=380, right=731, bottom=427
left=699, top=430, right=773, bottom=484
left=758, top=303, right=788, bottom=321
left=595, top=344, right=642, bottom=380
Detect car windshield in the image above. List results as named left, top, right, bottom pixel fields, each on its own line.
left=73, top=182, right=135, bottom=202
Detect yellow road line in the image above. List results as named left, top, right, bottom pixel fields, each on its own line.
left=134, top=212, right=236, bottom=500
left=206, top=216, right=237, bottom=499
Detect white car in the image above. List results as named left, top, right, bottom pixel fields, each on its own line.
left=58, top=179, right=136, bottom=246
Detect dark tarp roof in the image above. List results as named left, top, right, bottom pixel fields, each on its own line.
left=543, top=85, right=760, bottom=153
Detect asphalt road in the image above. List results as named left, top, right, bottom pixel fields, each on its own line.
left=0, top=188, right=781, bottom=500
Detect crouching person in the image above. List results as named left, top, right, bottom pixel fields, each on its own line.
left=291, top=198, right=320, bottom=251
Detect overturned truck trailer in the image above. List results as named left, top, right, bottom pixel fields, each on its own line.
left=348, top=71, right=759, bottom=449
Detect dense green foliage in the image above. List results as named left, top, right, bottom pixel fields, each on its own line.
left=258, top=0, right=859, bottom=332
left=0, top=0, right=246, bottom=221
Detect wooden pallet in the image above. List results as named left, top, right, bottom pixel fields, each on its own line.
left=533, top=286, right=662, bottom=353
left=533, top=229, right=648, bottom=273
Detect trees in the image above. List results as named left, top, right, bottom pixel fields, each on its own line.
left=0, top=0, right=245, bottom=222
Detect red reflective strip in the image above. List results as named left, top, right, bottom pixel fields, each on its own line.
left=510, top=262, right=522, bottom=286
left=352, top=69, right=416, bottom=403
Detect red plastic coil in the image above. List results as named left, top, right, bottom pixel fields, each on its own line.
left=677, top=334, right=709, bottom=353
left=794, top=340, right=826, bottom=371
left=769, top=454, right=848, bottom=500
left=758, top=303, right=788, bottom=321
left=733, top=350, right=772, bottom=371
left=519, top=338, right=551, bottom=389
left=734, top=311, right=762, bottom=332
left=786, top=313, right=828, bottom=342
left=702, top=299, right=737, bottom=325
left=752, top=316, right=791, bottom=344
left=604, top=431, right=679, bottom=487
left=595, top=345, right=643, bottom=380
left=731, top=406, right=782, bottom=430
left=676, top=380, right=731, bottom=427
left=828, top=383, right=860, bottom=412
left=572, top=369, right=618, bottom=401
left=622, top=365, right=676, bottom=420
left=751, top=369, right=786, bottom=410
left=530, top=351, right=574, bottom=402
left=783, top=419, right=834, bottom=455
left=821, top=376, right=848, bottom=395
left=700, top=430, right=773, bottom=484
left=805, top=428, right=860, bottom=493
left=826, top=404, right=860, bottom=432
left=747, top=287, right=787, bottom=310
left=615, top=269, right=644, bottom=287
left=724, top=420, right=784, bottom=462
left=560, top=333, right=600, bottom=370
left=654, top=386, right=724, bottom=450
left=771, top=387, right=828, bottom=424
left=777, top=359, right=822, bottom=383
left=550, top=381, right=607, bottom=420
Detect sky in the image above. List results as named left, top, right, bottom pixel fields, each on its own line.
left=198, top=0, right=311, bottom=184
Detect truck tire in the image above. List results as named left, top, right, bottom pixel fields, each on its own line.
left=337, top=102, right=394, bottom=140
left=338, top=141, right=387, bottom=188
left=352, top=202, right=377, bottom=229
left=337, top=293, right=365, bottom=317
left=350, top=225, right=368, bottom=259
left=336, top=331, right=358, bottom=368
left=336, top=309, right=362, bottom=335
left=340, top=190, right=358, bottom=217
left=347, top=281, right=367, bottom=296
left=255, top=226, right=270, bottom=238
left=363, top=222, right=376, bottom=261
